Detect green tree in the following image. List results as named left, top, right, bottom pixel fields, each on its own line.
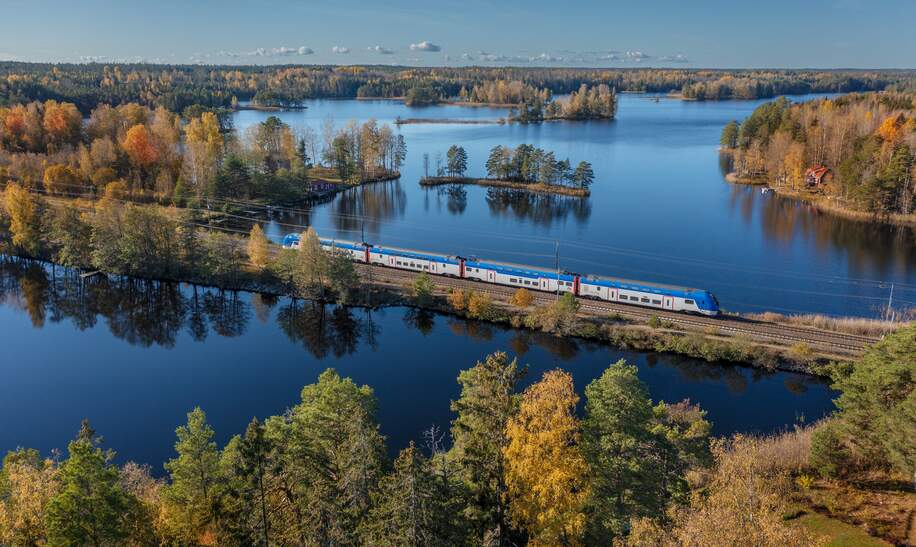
left=226, top=418, right=272, bottom=546
left=46, top=204, right=92, bottom=268
left=411, top=271, right=435, bottom=306
left=486, top=145, right=505, bottom=179
left=720, top=120, right=740, bottom=148
left=811, top=325, right=916, bottom=486
left=162, top=407, right=224, bottom=544
left=446, top=145, right=468, bottom=177
left=264, top=369, right=386, bottom=544
left=582, top=360, right=666, bottom=542
left=572, top=161, right=595, bottom=189
left=46, top=420, right=131, bottom=546
left=363, top=442, right=454, bottom=545
left=450, top=351, right=526, bottom=545
left=326, top=247, right=358, bottom=303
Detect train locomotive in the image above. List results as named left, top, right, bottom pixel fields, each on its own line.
left=282, top=234, right=720, bottom=316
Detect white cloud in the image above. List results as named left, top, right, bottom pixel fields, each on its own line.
left=332, top=46, right=350, bottom=54
left=461, top=52, right=475, bottom=61
left=658, top=53, right=689, bottom=63
left=409, top=41, right=441, bottom=52
left=297, top=46, right=314, bottom=55
left=625, top=50, right=651, bottom=60
left=531, top=52, right=563, bottom=63
left=368, top=45, right=394, bottom=54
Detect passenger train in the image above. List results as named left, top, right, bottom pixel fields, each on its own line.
left=282, top=234, right=720, bottom=316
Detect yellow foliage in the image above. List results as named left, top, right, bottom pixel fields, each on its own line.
left=510, top=287, right=534, bottom=308
left=121, top=124, right=159, bottom=168
left=246, top=224, right=270, bottom=270
left=447, top=289, right=470, bottom=311
left=42, top=164, right=81, bottom=194
left=0, top=460, right=59, bottom=545
left=504, top=369, right=588, bottom=546
left=876, top=114, right=904, bottom=143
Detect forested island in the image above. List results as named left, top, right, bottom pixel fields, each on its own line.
left=2, top=62, right=914, bottom=114
left=420, top=144, right=595, bottom=196
left=0, top=315, right=911, bottom=545
left=721, top=92, right=916, bottom=222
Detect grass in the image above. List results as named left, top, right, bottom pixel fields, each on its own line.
left=747, top=311, right=909, bottom=337
left=789, top=509, right=892, bottom=546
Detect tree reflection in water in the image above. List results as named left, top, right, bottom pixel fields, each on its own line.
left=485, top=188, right=591, bottom=227
left=331, top=180, right=407, bottom=238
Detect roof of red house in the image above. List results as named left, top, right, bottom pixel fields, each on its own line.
left=805, top=166, right=830, bottom=180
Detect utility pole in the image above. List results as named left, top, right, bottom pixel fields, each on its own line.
left=886, top=282, right=895, bottom=321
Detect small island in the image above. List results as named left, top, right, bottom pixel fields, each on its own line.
left=420, top=144, right=595, bottom=197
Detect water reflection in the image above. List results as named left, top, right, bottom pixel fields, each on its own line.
left=276, top=300, right=378, bottom=358
left=728, top=185, right=916, bottom=279
left=331, top=180, right=407, bottom=237
left=485, top=188, right=591, bottom=226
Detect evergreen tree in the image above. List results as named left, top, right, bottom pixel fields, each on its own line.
left=720, top=120, right=740, bottom=148
left=582, top=360, right=666, bottom=542
left=162, top=407, right=224, bottom=544
left=450, top=351, right=526, bottom=544
left=572, top=161, right=595, bottom=189
left=486, top=145, right=505, bottom=179
left=363, top=442, right=453, bottom=545
left=225, top=418, right=273, bottom=546
left=46, top=420, right=132, bottom=546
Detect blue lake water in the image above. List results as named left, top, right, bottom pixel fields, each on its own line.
left=235, top=95, right=916, bottom=318
left=0, top=263, right=833, bottom=472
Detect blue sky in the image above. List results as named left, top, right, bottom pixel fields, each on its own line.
left=1, top=0, right=914, bottom=68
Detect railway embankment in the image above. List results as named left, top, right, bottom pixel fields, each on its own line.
left=34, top=246, right=890, bottom=376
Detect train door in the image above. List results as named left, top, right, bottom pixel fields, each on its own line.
left=389, top=256, right=396, bottom=267
left=608, top=290, right=616, bottom=301
left=664, top=297, right=673, bottom=310
left=487, top=270, right=495, bottom=283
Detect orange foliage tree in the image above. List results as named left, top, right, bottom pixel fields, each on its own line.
left=121, top=124, right=159, bottom=169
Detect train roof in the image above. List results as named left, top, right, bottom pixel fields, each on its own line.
left=581, top=274, right=706, bottom=296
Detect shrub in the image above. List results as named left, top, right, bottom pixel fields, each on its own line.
left=447, top=289, right=470, bottom=311
left=467, top=291, right=496, bottom=320
left=648, top=315, right=661, bottom=329
left=411, top=272, right=435, bottom=306
left=809, top=419, right=854, bottom=478
left=510, top=287, right=533, bottom=308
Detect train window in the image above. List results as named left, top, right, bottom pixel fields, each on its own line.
left=641, top=297, right=650, bottom=303
left=685, top=299, right=695, bottom=305
left=652, top=299, right=661, bottom=305
left=510, top=278, right=517, bottom=283
left=630, top=296, right=639, bottom=301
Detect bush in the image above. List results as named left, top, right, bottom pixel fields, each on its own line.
left=447, top=289, right=470, bottom=311
left=809, top=420, right=854, bottom=478
left=648, top=315, right=661, bottom=329
left=412, top=272, right=435, bottom=305
left=510, top=288, right=533, bottom=308
left=467, top=291, right=496, bottom=320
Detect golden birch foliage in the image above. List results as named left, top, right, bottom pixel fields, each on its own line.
left=4, top=182, right=42, bottom=255
left=247, top=223, right=270, bottom=270
left=504, top=369, right=588, bottom=546
left=671, top=435, right=823, bottom=547
left=510, top=287, right=534, bottom=308
left=0, top=461, right=59, bottom=545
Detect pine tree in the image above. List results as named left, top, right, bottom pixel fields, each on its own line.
left=450, top=351, right=526, bottom=544
left=46, top=420, right=131, bottom=546
left=572, top=161, right=595, bottom=189
left=162, top=407, right=224, bottom=544
left=486, top=145, right=504, bottom=179
left=582, top=360, right=666, bottom=542
left=504, top=370, right=588, bottom=545
left=363, top=442, right=451, bottom=545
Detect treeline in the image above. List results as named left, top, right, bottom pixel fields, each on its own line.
left=0, top=98, right=404, bottom=205
left=486, top=144, right=595, bottom=188
left=3, top=62, right=913, bottom=113
left=721, top=92, right=916, bottom=216
left=0, top=352, right=771, bottom=545
left=5, top=321, right=911, bottom=546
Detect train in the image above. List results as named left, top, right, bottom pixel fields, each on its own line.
left=282, top=234, right=721, bottom=316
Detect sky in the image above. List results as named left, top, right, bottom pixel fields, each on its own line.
left=1, top=0, right=914, bottom=68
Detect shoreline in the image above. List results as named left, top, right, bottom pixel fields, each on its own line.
left=419, top=176, right=591, bottom=197
left=395, top=117, right=504, bottom=125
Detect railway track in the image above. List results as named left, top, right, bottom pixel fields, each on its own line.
left=358, top=264, right=880, bottom=354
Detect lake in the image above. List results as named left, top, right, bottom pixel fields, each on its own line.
left=0, top=261, right=834, bottom=472
left=235, top=95, right=916, bottom=319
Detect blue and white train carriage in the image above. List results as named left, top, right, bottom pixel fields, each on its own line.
left=281, top=234, right=720, bottom=316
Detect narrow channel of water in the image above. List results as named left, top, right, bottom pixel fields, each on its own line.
left=0, top=260, right=835, bottom=471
